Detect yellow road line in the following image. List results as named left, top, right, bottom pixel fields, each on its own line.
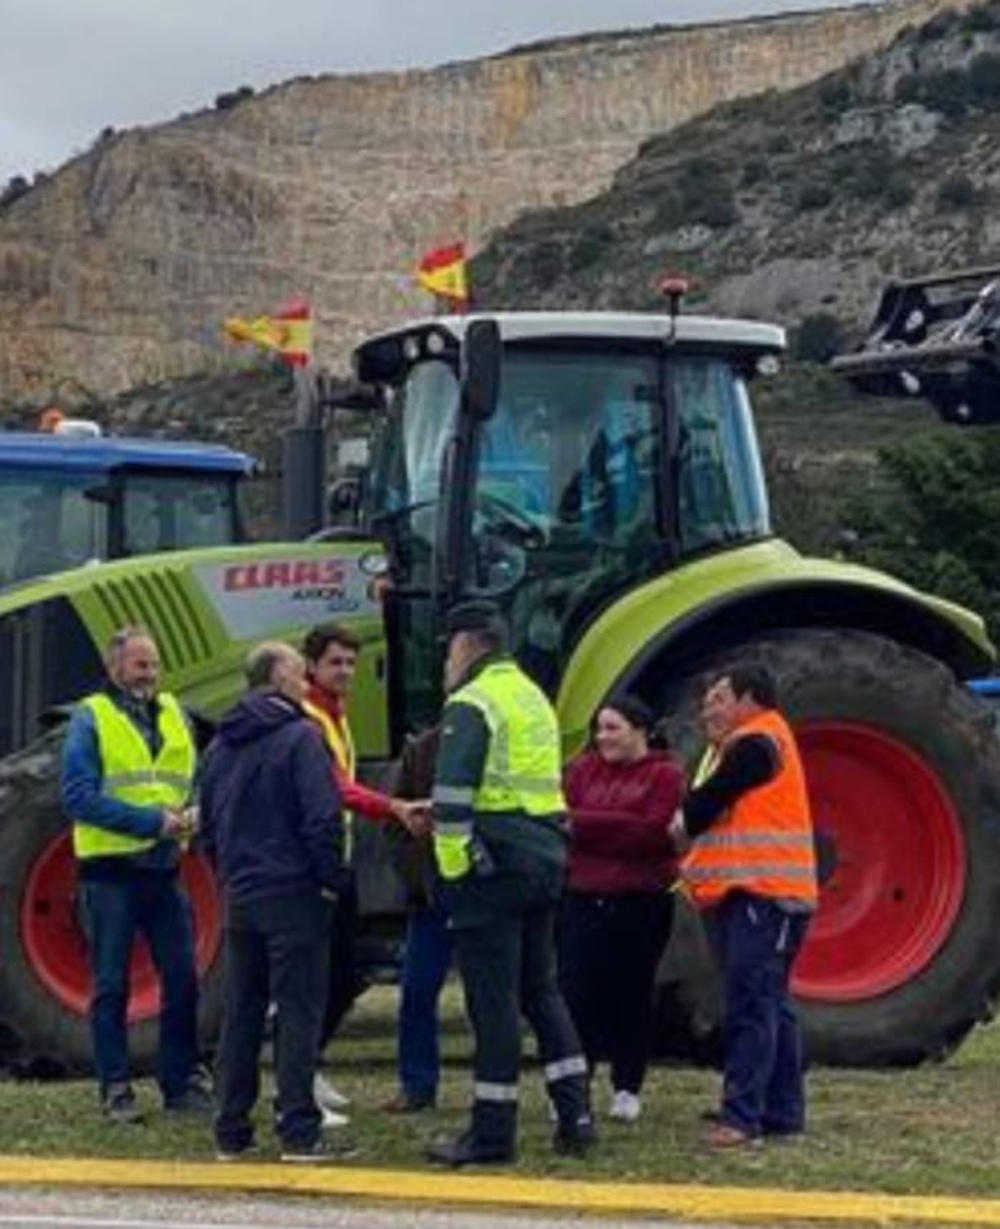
left=0, top=1156, right=998, bottom=1226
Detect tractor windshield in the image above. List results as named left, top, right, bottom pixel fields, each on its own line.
left=0, top=467, right=107, bottom=586
left=464, top=345, right=769, bottom=688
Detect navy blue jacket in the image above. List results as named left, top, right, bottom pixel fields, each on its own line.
left=199, top=690, right=346, bottom=904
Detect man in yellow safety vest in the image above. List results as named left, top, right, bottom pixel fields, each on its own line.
left=61, top=625, right=211, bottom=1124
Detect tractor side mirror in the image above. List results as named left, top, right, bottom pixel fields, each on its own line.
left=462, top=319, right=501, bottom=421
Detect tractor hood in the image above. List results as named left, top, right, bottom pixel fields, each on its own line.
left=555, top=538, right=994, bottom=756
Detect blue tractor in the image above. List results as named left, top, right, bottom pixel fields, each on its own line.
left=0, top=425, right=255, bottom=590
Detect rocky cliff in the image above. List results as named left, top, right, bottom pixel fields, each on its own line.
left=0, top=0, right=967, bottom=403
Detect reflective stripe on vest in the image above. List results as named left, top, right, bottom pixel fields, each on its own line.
left=302, top=697, right=356, bottom=862
left=433, top=660, right=564, bottom=880
left=73, top=692, right=195, bottom=860
left=456, top=662, right=565, bottom=816
left=691, top=744, right=721, bottom=789
left=682, top=709, right=818, bottom=911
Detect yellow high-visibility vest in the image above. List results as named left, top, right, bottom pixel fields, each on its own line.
left=302, top=696, right=356, bottom=861
left=72, top=693, right=195, bottom=860
left=434, top=659, right=565, bottom=880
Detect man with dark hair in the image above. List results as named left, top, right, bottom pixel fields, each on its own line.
left=200, top=641, right=349, bottom=1163
left=61, top=625, right=210, bottom=1124
left=425, top=600, right=594, bottom=1167
left=672, top=664, right=817, bottom=1149
left=300, top=622, right=427, bottom=1121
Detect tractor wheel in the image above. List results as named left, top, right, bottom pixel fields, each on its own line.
left=0, top=732, right=224, bottom=1076
left=656, top=628, right=1000, bottom=1067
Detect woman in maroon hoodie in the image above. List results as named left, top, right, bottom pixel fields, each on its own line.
left=558, top=694, right=683, bottom=1124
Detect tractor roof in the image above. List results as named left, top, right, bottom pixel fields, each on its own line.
left=0, top=432, right=256, bottom=475
left=359, top=311, right=786, bottom=353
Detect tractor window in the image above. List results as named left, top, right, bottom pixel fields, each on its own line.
left=475, top=348, right=660, bottom=551
left=468, top=347, right=662, bottom=689
left=672, top=358, right=770, bottom=554
left=368, top=359, right=460, bottom=588
left=120, top=473, right=240, bottom=556
left=0, top=469, right=106, bottom=586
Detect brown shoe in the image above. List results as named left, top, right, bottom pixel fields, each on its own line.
left=383, top=1091, right=435, bottom=1114
left=708, top=1123, right=762, bottom=1149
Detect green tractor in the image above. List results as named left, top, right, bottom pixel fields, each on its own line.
left=3, top=305, right=1000, bottom=1074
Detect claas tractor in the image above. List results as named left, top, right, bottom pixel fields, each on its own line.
left=2, top=304, right=1000, bottom=1074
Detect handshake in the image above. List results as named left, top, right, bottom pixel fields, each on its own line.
left=390, top=798, right=433, bottom=838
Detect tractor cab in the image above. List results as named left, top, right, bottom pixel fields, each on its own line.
left=350, top=312, right=784, bottom=736
left=0, top=431, right=255, bottom=589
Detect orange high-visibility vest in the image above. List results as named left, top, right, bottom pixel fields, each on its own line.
left=682, top=708, right=817, bottom=912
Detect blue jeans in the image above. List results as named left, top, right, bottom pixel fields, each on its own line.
left=711, top=891, right=810, bottom=1136
left=398, top=906, right=453, bottom=1102
left=80, top=873, right=198, bottom=1103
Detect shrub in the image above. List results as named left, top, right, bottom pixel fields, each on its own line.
left=915, top=68, right=971, bottom=119
left=567, top=222, right=614, bottom=273
left=818, top=75, right=854, bottom=114
left=960, top=5, right=1000, bottom=33
left=797, top=181, right=834, bottom=211
left=741, top=156, right=768, bottom=187
left=936, top=172, right=978, bottom=210
left=969, top=52, right=1000, bottom=107
left=793, top=312, right=845, bottom=363
left=214, top=85, right=256, bottom=111
left=0, top=176, right=30, bottom=209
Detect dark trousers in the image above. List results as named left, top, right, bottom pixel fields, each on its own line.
left=557, top=890, right=674, bottom=1094
left=321, top=877, right=358, bottom=1047
left=710, top=891, right=810, bottom=1136
left=398, top=905, right=453, bottom=1102
left=451, top=871, right=589, bottom=1150
left=214, top=891, right=331, bottom=1151
left=80, top=873, right=198, bottom=1102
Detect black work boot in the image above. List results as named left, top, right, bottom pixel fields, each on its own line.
left=553, top=1112, right=597, bottom=1157
left=425, top=1129, right=515, bottom=1167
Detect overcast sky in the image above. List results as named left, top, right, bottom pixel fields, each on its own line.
left=0, top=0, right=876, bottom=187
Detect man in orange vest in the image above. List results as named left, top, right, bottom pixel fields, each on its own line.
left=671, top=664, right=817, bottom=1149
left=302, top=622, right=427, bottom=1119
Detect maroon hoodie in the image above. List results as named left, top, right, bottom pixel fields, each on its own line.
left=564, top=750, right=683, bottom=894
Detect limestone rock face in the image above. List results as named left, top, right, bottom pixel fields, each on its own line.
left=0, top=0, right=966, bottom=400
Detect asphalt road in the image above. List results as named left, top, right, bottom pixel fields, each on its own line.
left=0, top=1188, right=727, bottom=1229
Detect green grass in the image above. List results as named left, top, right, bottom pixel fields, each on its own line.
left=2, top=982, right=999, bottom=1199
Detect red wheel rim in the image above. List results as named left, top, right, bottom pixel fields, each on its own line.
left=21, top=835, right=221, bottom=1021
left=794, top=721, right=966, bottom=1002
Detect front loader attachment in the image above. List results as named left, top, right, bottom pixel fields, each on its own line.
left=831, top=265, right=1000, bottom=424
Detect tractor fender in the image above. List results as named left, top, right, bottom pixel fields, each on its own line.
left=555, top=537, right=993, bottom=753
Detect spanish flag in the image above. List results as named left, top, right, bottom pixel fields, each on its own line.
left=416, top=243, right=469, bottom=309
left=223, top=298, right=314, bottom=367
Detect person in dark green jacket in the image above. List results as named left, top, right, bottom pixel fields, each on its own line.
left=425, top=600, right=595, bottom=1167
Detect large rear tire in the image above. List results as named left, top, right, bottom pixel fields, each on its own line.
left=0, top=732, right=224, bottom=1076
left=656, top=628, right=1000, bottom=1067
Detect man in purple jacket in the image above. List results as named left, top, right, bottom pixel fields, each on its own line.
left=200, top=641, right=348, bottom=1163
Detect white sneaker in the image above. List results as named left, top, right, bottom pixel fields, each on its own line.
left=314, top=1073, right=350, bottom=1110
left=609, top=1090, right=641, bottom=1122
left=320, top=1105, right=350, bottom=1130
